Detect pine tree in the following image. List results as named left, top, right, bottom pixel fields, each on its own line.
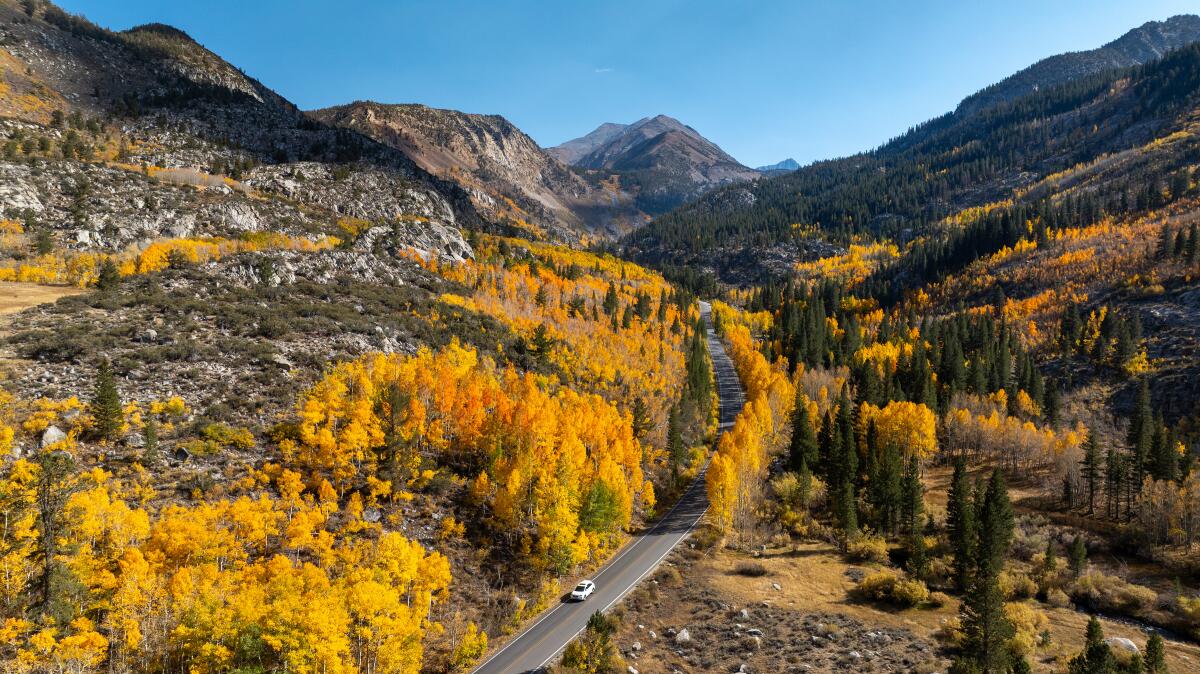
left=1144, top=633, right=1167, bottom=674
left=96, top=257, right=120, bottom=291
left=947, top=458, right=977, bottom=591
left=1068, top=535, right=1087, bottom=577
left=1043, top=539, right=1057, bottom=574
left=684, top=320, right=712, bottom=409
left=1068, top=616, right=1115, bottom=674
left=668, top=403, right=684, bottom=484
left=91, top=359, right=123, bottom=443
left=602, top=281, right=619, bottom=316
left=1080, top=430, right=1101, bottom=515
left=902, top=456, right=927, bottom=577
left=817, top=410, right=835, bottom=481
left=1044, top=380, right=1061, bottom=428
left=959, top=470, right=1015, bottom=674
left=832, top=388, right=858, bottom=535
left=788, top=391, right=818, bottom=473
left=869, top=444, right=902, bottom=534
left=1129, top=380, right=1153, bottom=488
left=1150, top=419, right=1178, bottom=482
left=143, top=414, right=159, bottom=465
left=1105, top=448, right=1123, bottom=519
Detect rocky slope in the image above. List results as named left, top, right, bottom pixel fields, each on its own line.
left=0, top=0, right=480, bottom=258
left=958, top=14, right=1200, bottom=115
left=551, top=115, right=760, bottom=215
left=310, top=102, right=645, bottom=238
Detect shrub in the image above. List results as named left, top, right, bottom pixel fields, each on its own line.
left=845, top=534, right=889, bottom=564
left=450, top=622, right=487, bottom=671
left=1070, top=572, right=1157, bottom=615
left=999, top=571, right=1038, bottom=600
left=734, top=561, right=768, bottom=577
left=657, top=566, right=683, bottom=587
left=928, top=591, right=953, bottom=608
left=1178, top=595, right=1200, bottom=639
left=1005, top=602, right=1049, bottom=657
left=1046, top=587, right=1072, bottom=608
left=856, top=570, right=930, bottom=607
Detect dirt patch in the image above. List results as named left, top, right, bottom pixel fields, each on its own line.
left=0, top=282, right=86, bottom=316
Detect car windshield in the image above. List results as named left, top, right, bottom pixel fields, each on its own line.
left=575, top=583, right=589, bottom=591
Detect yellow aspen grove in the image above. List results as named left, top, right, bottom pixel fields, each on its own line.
left=286, top=341, right=650, bottom=566
left=858, top=401, right=938, bottom=459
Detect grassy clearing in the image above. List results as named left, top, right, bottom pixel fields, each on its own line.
left=0, top=281, right=86, bottom=315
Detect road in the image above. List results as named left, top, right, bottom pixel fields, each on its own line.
left=471, top=301, right=744, bottom=673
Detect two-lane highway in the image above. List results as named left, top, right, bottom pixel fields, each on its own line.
left=471, top=301, right=744, bottom=673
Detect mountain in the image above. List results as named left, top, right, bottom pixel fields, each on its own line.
left=625, top=20, right=1200, bottom=283
left=545, top=122, right=629, bottom=165
left=958, top=14, right=1200, bottom=115
left=550, top=115, right=760, bottom=215
left=756, top=158, right=799, bottom=175
left=0, top=2, right=487, bottom=255
left=310, top=102, right=644, bottom=237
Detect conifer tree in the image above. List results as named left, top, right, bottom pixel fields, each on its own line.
left=1150, top=419, right=1178, bottom=482
left=1129, top=380, right=1153, bottom=489
left=1080, top=430, right=1101, bottom=515
left=1067, top=616, right=1115, bottom=674
left=869, top=444, right=901, bottom=534
left=902, top=456, right=927, bottom=577
left=668, top=403, right=684, bottom=484
left=1068, top=535, right=1088, bottom=577
left=684, top=320, right=712, bottom=408
left=91, top=359, right=123, bottom=443
left=959, top=470, right=1014, bottom=674
left=947, top=458, right=977, bottom=591
left=831, top=388, right=858, bottom=535
left=143, top=414, right=159, bottom=465
left=1144, top=633, right=1167, bottom=674
left=1043, top=539, right=1057, bottom=574
left=96, top=257, right=120, bottom=291
left=788, top=391, right=818, bottom=473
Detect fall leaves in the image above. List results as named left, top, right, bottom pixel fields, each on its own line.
left=286, top=341, right=651, bottom=571
left=0, top=458, right=451, bottom=674
left=0, top=233, right=337, bottom=287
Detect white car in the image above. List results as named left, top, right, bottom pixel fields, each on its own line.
left=570, top=580, right=596, bottom=601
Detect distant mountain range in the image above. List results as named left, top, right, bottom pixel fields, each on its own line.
left=549, top=115, right=760, bottom=215
left=756, top=158, right=799, bottom=174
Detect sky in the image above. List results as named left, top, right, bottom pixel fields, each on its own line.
left=57, top=0, right=1200, bottom=168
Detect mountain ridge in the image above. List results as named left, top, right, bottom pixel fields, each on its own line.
left=625, top=24, right=1200, bottom=284
left=958, top=14, right=1200, bottom=115
left=309, top=101, right=645, bottom=237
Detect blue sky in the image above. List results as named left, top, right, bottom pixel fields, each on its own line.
left=58, top=0, right=1199, bottom=167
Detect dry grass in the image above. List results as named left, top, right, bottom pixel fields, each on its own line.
left=616, top=540, right=1200, bottom=673
left=0, top=282, right=86, bottom=316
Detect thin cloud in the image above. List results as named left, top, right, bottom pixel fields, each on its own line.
left=594, top=67, right=614, bottom=74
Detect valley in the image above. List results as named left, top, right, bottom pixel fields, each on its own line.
left=2, top=2, right=1200, bottom=674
